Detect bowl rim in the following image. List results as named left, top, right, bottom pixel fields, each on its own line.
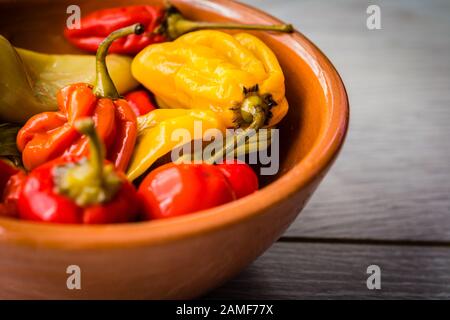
left=0, top=0, right=349, bottom=250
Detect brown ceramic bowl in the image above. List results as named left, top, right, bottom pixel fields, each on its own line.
left=0, top=0, right=348, bottom=299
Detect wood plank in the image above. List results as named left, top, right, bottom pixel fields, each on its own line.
left=205, top=242, right=450, bottom=299
left=240, top=0, right=450, bottom=241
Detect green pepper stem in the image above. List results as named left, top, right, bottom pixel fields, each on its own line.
left=207, top=117, right=263, bottom=164
left=206, top=93, right=268, bottom=164
left=54, top=118, right=122, bottom=206
left=93, top=23, right=144, bottom=99
left=172, top=20, right=293, bottom=39
left=159, top=9, right=294, bottom=40
left=74, top=118, right=104, bottom=180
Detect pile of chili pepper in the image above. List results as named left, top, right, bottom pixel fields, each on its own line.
left=17, top=24, right=143, bottom=172
left=0, top=4, right=293, bottom=224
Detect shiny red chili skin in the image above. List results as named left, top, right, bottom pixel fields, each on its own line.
left=0, top=169, right=27, bottom=218
left=138, top=163, right=236, bottom=220
left=17, top=157, right=140, bottom=224
left=217, top=161, right=259, bottom=199
left=64, top=6, right=166, bottom=54
left=124, top=90, right=157, bottom=116
left=0, top=159, right=19, bottom=193
left=0, top=202, right=18, bottom=218
left=18, top=160, right=81, bottom=223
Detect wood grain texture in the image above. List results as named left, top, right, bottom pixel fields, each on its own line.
left=241, top=0, right=450, bottom=241
left=208, top=1, right=450, bottom=299
left=206, top=242, right=450, bottom=299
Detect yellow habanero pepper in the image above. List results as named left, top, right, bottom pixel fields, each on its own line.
left=132, top=30, right=288, bottom=130
left=127, top=109, right=226, bottom=181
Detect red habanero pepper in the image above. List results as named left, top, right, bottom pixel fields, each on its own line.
left=138, top=160, right=259, bottom=220
left=64, top=5, right=294, bottom=54
left=138, top=163, right=236, bottom=220
left=17, top=24, right=144, bottom=172
left=18, top=118, right=139, bottom=224
left=124, top=89, right=157, bottom=116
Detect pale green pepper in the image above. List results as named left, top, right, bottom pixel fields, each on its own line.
left=0, top=35, right=139, bottom=123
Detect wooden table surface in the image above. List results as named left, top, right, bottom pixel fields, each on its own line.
left=207, top=0, right=450, bottom=299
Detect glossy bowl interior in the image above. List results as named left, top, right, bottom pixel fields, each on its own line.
left=0, top=0, right=348, bottom=299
